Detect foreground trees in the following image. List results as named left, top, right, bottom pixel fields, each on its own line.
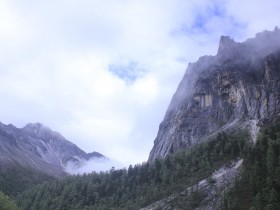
left=16, top=132, right=248, bottom=210
left=224, top=120, right=280, bottom=210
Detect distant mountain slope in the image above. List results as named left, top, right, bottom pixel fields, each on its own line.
left=149, top=27, right=280, bottom=161
left=0, top=122, right=106, bottom=178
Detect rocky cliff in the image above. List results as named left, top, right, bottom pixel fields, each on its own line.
left=149, top=27, right=280, bottom=162
left=0, top=122, right=105, bottom=177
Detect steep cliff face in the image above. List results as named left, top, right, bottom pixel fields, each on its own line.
left=149, top=28, right=280, bottom=162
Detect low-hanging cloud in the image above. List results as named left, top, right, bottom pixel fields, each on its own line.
left=65, top=157, right=125, bottom=175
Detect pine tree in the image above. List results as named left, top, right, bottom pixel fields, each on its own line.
left=0, top=191, right=20, bottom=210
left=265, top=188, right=280, bottom=210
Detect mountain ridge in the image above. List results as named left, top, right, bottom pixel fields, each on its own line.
left=0, top=121, right=106, bottom=177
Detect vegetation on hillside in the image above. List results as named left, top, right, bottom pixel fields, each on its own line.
left=223, top=120, right=280, bottom=210
left=16, top=132, right=249, bottom=210
left=0, top=165, right=54, bottom=197
left=5, top=119, right=280, bottom=209
left=0, top=191, right=21, bottom=210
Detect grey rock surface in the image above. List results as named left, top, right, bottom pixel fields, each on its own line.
left=0, top=122, right=105, bottom=177
left=140, top=159, right=243, bottom=210
left=149, top=28, right=280, bottom=161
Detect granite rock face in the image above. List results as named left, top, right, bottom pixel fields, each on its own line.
left=149, top=28, right=280, bottom=162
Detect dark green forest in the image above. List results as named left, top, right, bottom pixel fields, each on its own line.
left=0, top=165, right=54, bottom=197
left=1, top=120, right=280, bottom=210
left=223, top=120, right=280, bottom=210
left=15, top=131, right=249, bottom=210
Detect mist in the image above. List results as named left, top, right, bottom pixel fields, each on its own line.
left=164, top=27, right=280, bottom=122
left=65, top=157, right=125, bottom=175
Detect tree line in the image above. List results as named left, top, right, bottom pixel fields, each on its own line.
left=16, top=131, right=249, bottom=210
left=4, top=119, right=279, bottom=210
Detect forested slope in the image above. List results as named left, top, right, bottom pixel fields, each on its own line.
left=0, top=165, right=54, bottom=197
left=12, top=119, right=280, bottom=209
left=224, top=119, right=280, bottom=209
left=16, top=132, right=249, bottom=210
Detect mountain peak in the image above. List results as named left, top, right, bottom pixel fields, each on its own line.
left=24, top=123, right=49, bottom=131
left=0, top=121, right=106, bottom=177
left=22, top=123, right=62, bottom=141
left=149, top=28, right=280, bottom=161
left=216, top=27, right=280, bottom=58
left=217, top=35, right=236, bottom=55
left=87, top=151, right=106, bottom=160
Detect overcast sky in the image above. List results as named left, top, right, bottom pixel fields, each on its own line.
left=0, top=0, right=279, bottom=167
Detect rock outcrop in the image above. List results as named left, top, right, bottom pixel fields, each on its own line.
left=149, top=27, right=280, bottom=162
left=141, top=159, right=243, bottom=210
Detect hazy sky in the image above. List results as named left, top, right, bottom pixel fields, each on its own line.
left=0, top=0, right=279, bottom=166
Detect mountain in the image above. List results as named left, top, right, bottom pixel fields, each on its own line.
left=0, top=122, right=106, bottom=178
left=149, top=27, right=280, bottom=161
left=13, top=28, right=280, bottom=210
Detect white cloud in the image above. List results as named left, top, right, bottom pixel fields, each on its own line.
left=0, top=0, right=280, bottom=167
left=65, top=157, right=124, bottom=175
left=0, top=1, right=23, bottom=42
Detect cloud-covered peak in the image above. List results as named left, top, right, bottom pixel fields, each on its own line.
left=22, top=123, right=64, bottom=142
left=217, top=36, right=236, bottom=54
